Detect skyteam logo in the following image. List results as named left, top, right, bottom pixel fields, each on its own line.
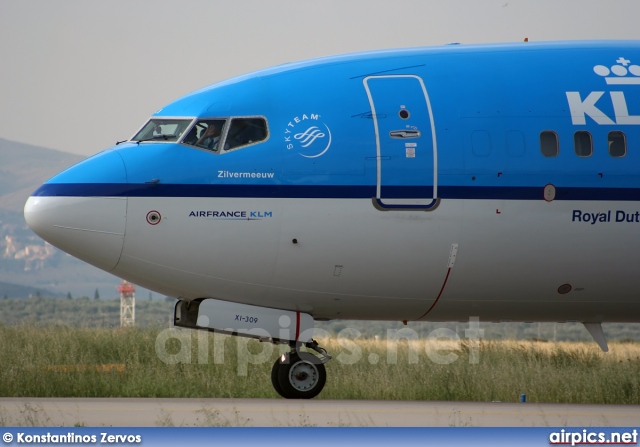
left=284, top=113, right=332, bottom=158
left=566, top=57, right=640, bottom=125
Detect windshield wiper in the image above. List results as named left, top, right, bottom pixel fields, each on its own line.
left=135, top=134, right=176, bottom=144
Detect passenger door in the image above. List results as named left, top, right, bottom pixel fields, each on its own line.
left=364, top=75, right=438, bottom=210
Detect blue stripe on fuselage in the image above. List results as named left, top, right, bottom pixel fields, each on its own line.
left=31, top=183, right=640, bottom=201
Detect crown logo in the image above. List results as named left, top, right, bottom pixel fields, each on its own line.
left=594, top=57, right=640, bottom=84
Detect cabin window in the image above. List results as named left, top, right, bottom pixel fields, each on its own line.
left=132, top=118, right=193, bottom=143
left=608, top=131, right=626, bottom=158
left=182, top=119, right=227, bottom=151
left=225, top=117, right=268, bottom=151
left=506, top=130, right=525, bottom=157
left=574, top=131, right=592, bottom=157
left=540, top=131, right=559, bottom=157
left=471, top=130, right=491, bottom=157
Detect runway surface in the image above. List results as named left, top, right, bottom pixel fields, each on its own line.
left=1, top=398, right=638, bottom=426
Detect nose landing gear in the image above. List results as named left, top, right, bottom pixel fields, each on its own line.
left=271, top=340, right=331, bottom=399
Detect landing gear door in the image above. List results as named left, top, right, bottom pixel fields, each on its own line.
left=364, top=75, right=438, bottom=210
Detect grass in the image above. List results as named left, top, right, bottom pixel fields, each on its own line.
left=1, top=325, right=639, bottom=403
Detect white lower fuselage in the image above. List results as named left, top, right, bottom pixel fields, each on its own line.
left=83, top=195, right=640, bottom=323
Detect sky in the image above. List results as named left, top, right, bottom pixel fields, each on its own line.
left=1, top=0, right=639, bottom=158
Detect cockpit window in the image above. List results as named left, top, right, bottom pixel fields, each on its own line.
left=182, top=119, right=226, bottom=151
left=181, top=117, right=268, bottom=152
left=132, top=118, right=192, bottom=143
left=225, top=118, right=268, bottom=151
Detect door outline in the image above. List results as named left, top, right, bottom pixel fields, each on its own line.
left=363, top=75, right=439, bottom=211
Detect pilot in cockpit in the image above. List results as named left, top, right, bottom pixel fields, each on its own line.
left=195, top=123, right=221, bottom=150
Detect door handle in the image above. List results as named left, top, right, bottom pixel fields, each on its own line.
left=389, top=130, right=421, bottom=139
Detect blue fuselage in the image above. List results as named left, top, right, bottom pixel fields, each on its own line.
left=26, top=41, right=640, bottom=323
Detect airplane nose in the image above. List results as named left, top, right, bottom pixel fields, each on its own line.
left=24, top=150, right=127, bottom=272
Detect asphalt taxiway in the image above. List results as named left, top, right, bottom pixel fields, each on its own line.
left=1, top=398, right=638, bottom=426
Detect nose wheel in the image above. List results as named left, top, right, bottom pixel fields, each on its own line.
left=271, top=341, right=330, bottom=399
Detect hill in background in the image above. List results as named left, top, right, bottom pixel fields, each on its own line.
left=0, top=138, right=83, bottom=213
left=0, top=281, right=62, bottom=299
left=0, top=138, right=156, bottom=298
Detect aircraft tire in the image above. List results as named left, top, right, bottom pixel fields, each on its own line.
left=276, top=352, right=326, bottom=399
left=271, top=357, right=287, bottom=398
